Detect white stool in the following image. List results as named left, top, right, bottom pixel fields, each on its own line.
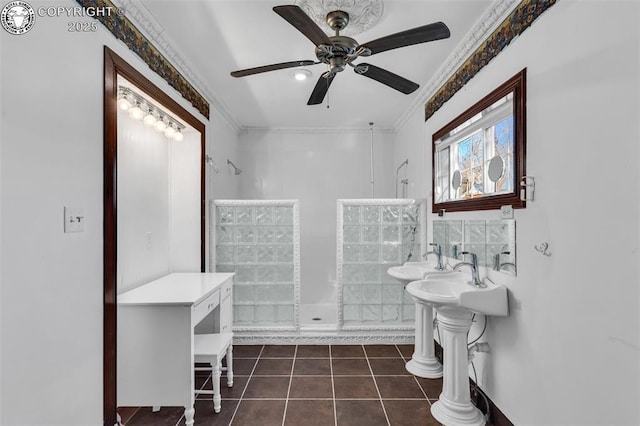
left=193, top=333, right=234, bottom=413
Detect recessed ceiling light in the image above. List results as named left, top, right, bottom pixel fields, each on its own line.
left=293, top=69, right=312, bottom=81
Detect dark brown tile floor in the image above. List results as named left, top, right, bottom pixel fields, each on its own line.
left=120, top=344, right=487, bottom=426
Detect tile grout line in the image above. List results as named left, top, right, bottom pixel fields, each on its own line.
left=228, top=344, right=265, bottom=425
left=363, top=345, right=392, bottom=426
left=329, top=345, right=338, bottom=426
left=281, top=346, right=298, bottom=426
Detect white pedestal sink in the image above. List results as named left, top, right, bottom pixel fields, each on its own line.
left=387, top=262, right=453, bottom=378
left=406, top=272, right=508, bottom=426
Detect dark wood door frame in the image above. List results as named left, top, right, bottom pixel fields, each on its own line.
left=103, top=46, right=206, bottom=425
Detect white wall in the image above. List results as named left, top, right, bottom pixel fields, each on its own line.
left=237, top=129, right=395, bottom=305
left=0, top=0, right=240, bottom=423
left=394, top=1, right=640, bottom=425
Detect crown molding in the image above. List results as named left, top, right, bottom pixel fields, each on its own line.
left=393, top=0, right=520, bottom=132
left=239, top=126, right=395, bottom=135
left=112, top=0, right=242, bottom=131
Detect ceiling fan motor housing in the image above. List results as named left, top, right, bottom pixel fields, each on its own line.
left=315, top=35, right=358, bottom=74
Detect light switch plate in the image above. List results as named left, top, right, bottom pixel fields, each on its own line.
left=64, top=207, right=85, bottom=233
left=500, top=205, right=514, bottom=219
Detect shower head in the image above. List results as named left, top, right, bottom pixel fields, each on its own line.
left=227, top=159, right=242, bottom=175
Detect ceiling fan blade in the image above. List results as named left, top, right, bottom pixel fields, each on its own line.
left=307, top=74, right=336, bottom=105
left=231, top=60, right=317, bottom=77
left=359, top=22, right=450, bottom=56
left=354, top=63, right=419, bottom=94
left=273, top=5, right=332, bottom=47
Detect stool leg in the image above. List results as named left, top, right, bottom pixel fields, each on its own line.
left=184, top=406, right=195, bottom=426
left=226, top=345, right=234, bottom=387
left=212, top=361, right=222, bottom=413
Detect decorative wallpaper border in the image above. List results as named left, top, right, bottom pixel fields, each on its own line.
left=75, top=0, right=210, bottom=119
left=424, top=0, right=557, bottom=121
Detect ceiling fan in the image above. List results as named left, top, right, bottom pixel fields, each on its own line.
left=230, top=5, right=451, bottom=105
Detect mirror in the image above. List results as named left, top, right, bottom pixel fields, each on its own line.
left=432, top=219, right=516, bottom=275
left=432, top=69, right=526, bottom=213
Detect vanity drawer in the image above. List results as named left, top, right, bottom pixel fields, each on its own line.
left=193, top=289, right=220, bottom=325
left=220, top=278, right=233, bottom=302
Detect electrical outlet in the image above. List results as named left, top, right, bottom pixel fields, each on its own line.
left=64, top=207, right=85, bottom=233
left=500, top=205, right=514, bottom=219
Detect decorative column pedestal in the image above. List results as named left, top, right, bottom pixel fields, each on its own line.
left=405, top=300, right=442, bottom=378
left=431, top=307, right=485, bottom=426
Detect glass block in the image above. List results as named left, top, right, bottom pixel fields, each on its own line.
left=234, top=305, right=255, bottom=324
left=274, top=265, right=294, bottom=282
left=382, top=284, right=402, bottom=303
left=402, top=205, right=419, bottom=223
left=276, top=305, right=294, bottom=323
left=236, top=227, right=255, bottom=243
left=276, top=245, right=293, bottom=263
left=236, top=266, right=256, bottom=283
left=361, top=245, right=380, bottom=262
left=361, top=205, right=380, bottom=224
left=275, top=206, right=293, bottom=225
left=342, top=264, right=361, bottom=283
left=257, top=246, right=276, bottom=263
left=343, top=304, right=361, bottom=322
left=256, top=226, right=276, bottom=243
left=362, top=265, right=380, bottom=283
left=343, top=205, right=361, bottom=224
left=256, top=265, right=276, bottom=283
left=402, top=244, right=420, bottom=263
left=343, top=284, right=361, bottom=303
left=382, top=225, right=400, bottom=243
left=237, top=245, right=256, bottom=263
left=216, top=246, right=234, bottom=264
left=343, top=226, right=360, bottom=243
left=234, top=285, right=255, bottom=304
left=380, top=265, right=397, bottom=283
left=402, top=305, right=415, bottom=321
left=487, top=222, right=508, bottom=244
left=449, top=221, right=463, bottom=241
left=216, top=226, right=234, bottom=244
left=275, top=226, right=293, bottom=243
left=382, top=244, right=400, bottom=263
left=382, top=206, right=400, bottom=223
left=256, top=305, right=275, bottom=322
left=362, top=226, right=379, bottom=243
left=256, top=207, right=274, bottom=225
left=402, top=225, right=419, bottom=242
left=216, top=206, right=234, bottom=224
left=215, top=264, right=235, bottom=273
left=236, top=207, right=254, bottom=225
left=255, top=284, right=293, bottom=303
left=343, top=245, right=360, bottom=262
left=402, top=289, right=414, bottom=304
left=362, top=305, right=381, bottom=322
left=433, top=221, right=447, bottom=242
left=383, top=305, right=401, bottom=322
left=361, top=284, right=381, bottom=303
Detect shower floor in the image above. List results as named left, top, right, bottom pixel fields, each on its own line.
left=299, top=303, right=338, bottom=330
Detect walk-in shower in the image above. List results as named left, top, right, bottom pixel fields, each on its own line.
left=227, top=159, right=242, bottom=175
left=211, top=198, right=426, bottom=344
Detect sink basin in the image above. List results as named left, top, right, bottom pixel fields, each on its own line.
left=387, top=262, right=452, bottom=285
left=406, top=271, right=508, bottom=316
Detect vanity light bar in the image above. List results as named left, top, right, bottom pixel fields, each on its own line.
left=117, top=86, right=186, bottom=141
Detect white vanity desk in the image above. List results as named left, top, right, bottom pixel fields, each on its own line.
left=117, top=272, right=234, bottom=425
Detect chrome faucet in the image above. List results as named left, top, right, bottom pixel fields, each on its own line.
left=492, top=251, right=511, bottom=271
left=453, top=251, right=484, bottom=287
left=424, top=243, right=445, bottom=270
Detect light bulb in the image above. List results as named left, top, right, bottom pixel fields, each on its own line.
left=293, top=69, right=311, bottom=81
left=154, top=117, right=167, bottom=132
left=117, top=97, right=131, bottom=111
left=143, top=110, right=157, bottom=126
left=129, top=104, right=144, bottom=120
left=164, top=124, right=176, bottom=138
left=173, top=130, right=184, bottom=141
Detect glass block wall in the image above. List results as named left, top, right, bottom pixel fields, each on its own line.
left=337, top=199, right=426, bottom=328
left=212, top=200, right=300, bottom=330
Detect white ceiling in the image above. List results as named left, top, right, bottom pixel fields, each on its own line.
left=133, top=0, right=497, bottom=130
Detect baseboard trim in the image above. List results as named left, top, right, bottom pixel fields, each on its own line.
left=434, top=341, right=514, bottom=426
